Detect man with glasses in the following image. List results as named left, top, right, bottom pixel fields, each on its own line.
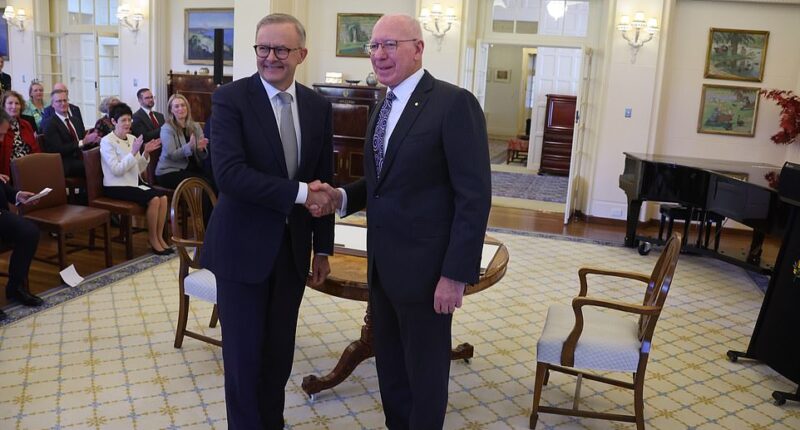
left=131, top=88, right=165, bottom=143
left=40, top=83, right=86, bottom=134
left=41, top=88, right=99, bottom=177
left=201, top=13, right=335, bottom=429
left=310, top=14, right=491, bottom=429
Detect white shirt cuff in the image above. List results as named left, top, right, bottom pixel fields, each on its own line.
left=295, top=182, right=308, bottom=204
left=336, top=188, right=348, bottom=217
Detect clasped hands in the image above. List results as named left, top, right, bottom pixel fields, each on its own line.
left=304, top=180, right=341, bottom=217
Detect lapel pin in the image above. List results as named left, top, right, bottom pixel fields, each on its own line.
left=414, top=101, right=419, bottom=106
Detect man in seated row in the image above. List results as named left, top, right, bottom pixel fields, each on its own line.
left=0, top=111, right=44, bottom=321
left=41, top=88, right=99, bottom=178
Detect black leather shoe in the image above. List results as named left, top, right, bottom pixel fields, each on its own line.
left=6, top=287, right=44, bottom=307
left=151, top=247, right=173, bottom=256
left=0, top=308, right=7, bottom=321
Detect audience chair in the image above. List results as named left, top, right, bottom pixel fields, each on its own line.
left=82, top=147, right=146, bottom=260
left=36, top=134, right=85, bottom=204
left=530, top=233, right=682, bottom=430
left=170, top=177, right=220, bottom=348
left=10, top=153, right=112, bottom=270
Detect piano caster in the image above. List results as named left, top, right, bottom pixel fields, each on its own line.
left=727, top=350, right=744, bottom=363
left=638, top=242, right=652, bottom=256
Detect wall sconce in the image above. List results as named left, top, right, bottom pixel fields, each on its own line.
left=3, top=6, right=28, bottom=32
left=419, top=3, right=457, bottom=51
left=117, top=4, right=144, bottom=33
left=617, top=12, right=659, bottom=63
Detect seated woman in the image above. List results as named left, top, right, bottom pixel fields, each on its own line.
left=155, top=94, right=211, bottom=188
left=100, top=103, right=173, bottom=256
left=92, top=96, right=120, bottom=139
left=0, top=90, right=41, bottom=177
left=22, top=81, right=47, bottom=131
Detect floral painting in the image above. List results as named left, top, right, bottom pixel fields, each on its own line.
left=185, top=9, right=234, bottom=65
left=697, top=84, right=760, bottom=137
left=704, top=28, right=769, bottom=82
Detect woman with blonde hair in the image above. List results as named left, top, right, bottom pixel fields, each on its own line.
left=0, top=90, right=41, bottom=176
left=155, top=93, right=211, bottom=188
left=22, top=81, right=47, bottom=129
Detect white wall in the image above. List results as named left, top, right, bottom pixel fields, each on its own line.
left=3, top=0, right=35, bottom=93
left=119, top=0, right=150, bottom=108
left=484, top=44, right=523, bottom=137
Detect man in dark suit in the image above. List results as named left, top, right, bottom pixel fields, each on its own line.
left=41, top=88, right=99, bottom=177
left=312, top=14, right=491, bottom=429
left=0, top=57, right=10, bottom=91
left=131, top=88, right=165, bottom=142
left=201, top=13, right=336, bottom=429
left=40, top=83, right=87, bottom=134
left=0, top=111, right=43, bottom=321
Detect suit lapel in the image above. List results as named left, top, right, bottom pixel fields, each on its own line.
left=377, top=71, right=434, bottom=186
left=247, top=73, right=288, bottom=177
left=364, top=100, right=382, bottom=183
left=296, top=84, right=313, bottom=179
left=136, top=109, right=152, bottom=131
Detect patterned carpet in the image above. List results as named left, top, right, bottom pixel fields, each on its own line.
left=1, top=230, right=799, bottom=429
left=492, top=172, right=569, bottom=203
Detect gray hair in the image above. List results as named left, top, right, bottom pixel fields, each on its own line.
left=255, top=13, right=306, bottom=47
left=99, top=96, right=120, bottom=114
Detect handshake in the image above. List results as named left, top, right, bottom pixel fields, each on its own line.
left=304, top=180, right=342, bottom=217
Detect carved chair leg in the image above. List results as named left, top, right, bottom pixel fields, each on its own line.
left=209, top=304, right=219, bottom=328
left=124, top=216, right=133, bottom=260
left=530, top=362, right=548, bottom=429
left=103, top=223, right=112, bottom=268
left=57, top=232, right=66, bottom=270
left=634, top=375, right=645, bottom=430
left=174, top=294, right=190, bottom=348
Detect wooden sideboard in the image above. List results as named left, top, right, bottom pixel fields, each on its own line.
left=167, top=71, right=232, bottom=127
left=312, top=83, right=386, bottom=185
left=539, top=94, right=577, bottom=176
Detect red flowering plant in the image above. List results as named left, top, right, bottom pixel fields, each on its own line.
left=761, top=89, right=800, bottom=145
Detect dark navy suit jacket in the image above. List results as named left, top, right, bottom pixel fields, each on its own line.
left=343, top=70, right=491, bottom=304
left=202, top=73, right=334, bottom=284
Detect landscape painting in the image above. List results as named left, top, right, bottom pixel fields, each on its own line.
left=185, top=9, right=233, bottom=65
left=336, top=14, right=382, bottom=57
left=0, top=8, right=8, bottom=60
left=704, top=28, right=769, bottom=82
left=697, top=84, right=760, bottom=137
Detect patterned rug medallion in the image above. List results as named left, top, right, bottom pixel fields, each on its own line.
left=1, top=230, right=798, bottom=429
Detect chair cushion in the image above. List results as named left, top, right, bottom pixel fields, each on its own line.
left=24, top=205, right=110, bottom=233
left=537, top=304, right=641, bottom=372
left=185, top=268, right=217, bottom=303
left=91, top=197, right=146, bottom=215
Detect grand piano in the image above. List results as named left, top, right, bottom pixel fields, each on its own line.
left=619, top=152, right=787, bottom=273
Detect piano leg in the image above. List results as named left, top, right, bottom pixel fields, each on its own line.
left=624, top=199, right=642, bottom=247
left=746, top=230, right=765, bottom=266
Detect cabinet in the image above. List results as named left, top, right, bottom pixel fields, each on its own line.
left=167, top=71, right=233, bottom=127
left=539, top=94, right=577, bottom=176
left=313, top=83, right=386, bottom=185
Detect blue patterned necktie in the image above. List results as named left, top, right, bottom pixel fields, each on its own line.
left=372, top=91, right=396, bottom=179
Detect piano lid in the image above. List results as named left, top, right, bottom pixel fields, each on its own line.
left=624, top=152, right=782, bottom=190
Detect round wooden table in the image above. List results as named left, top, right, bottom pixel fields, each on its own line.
left=301, top=236, right=509, bottom=399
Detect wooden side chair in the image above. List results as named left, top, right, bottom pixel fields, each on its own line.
left=530, top=233, right=682, bottom=430
left=35, top=134, right=85, bottom=204
left=10, top=153, right=112, bottom=270
left=82, top=147, right=146, bottom=260
left=170, top=177, right=220, bottom=348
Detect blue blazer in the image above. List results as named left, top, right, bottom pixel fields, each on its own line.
left=202, top=74, right=335, bottom=284
left=343, top=71, right=491, bottom=304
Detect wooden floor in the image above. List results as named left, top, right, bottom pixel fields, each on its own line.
left=0, top=205, right=780, bottom=308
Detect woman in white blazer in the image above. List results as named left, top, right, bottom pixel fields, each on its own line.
left=100, top=103, right=172, bottom=255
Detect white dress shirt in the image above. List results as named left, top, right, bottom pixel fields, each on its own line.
left=259, top=77, right=307, bottom=204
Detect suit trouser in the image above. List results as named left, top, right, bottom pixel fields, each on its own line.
left=370, top=268, right=453, bottom=430
left=216, top=229, right=305, bottom=430
left=0, top=211, right=39, bottom=290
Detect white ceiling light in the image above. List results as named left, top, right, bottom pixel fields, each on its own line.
left=547, top=1, right=566, bottom=20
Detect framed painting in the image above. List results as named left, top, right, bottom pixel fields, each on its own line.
left=704, top=28, right=769, bottom=82
left=185, top=8, right=234, bottom=65
left=0, top=8, right=9, bottom=60
left=697, top=84, right=760, bottom=137
left=494, top=69, right=511, bottom=83
left=336, top=13, right=382, bottom=58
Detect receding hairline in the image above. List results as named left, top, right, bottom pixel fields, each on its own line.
left=255, top=13, right=307, bottom=47
left=374, top=14, right=423, bottom=40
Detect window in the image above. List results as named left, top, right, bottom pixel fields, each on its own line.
left=491, top=0, right=589, bottom=37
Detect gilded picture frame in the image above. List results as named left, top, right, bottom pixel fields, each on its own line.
left=697, top=84, right=760, bottom=137
left=184, top=8, right=234, bottom=65
left=704, top=28, right=769, bottom=82
left=336, top=13, right=383, bottom=58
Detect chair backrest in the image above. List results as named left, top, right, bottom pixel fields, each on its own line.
left=81, top=147, right=105, bottom=202
left=10, top=153, right=67, bottom=212
left=170, top=177, right=217, bottom=268
left=35, top=133, right=46, bottom=151
left=638, top=233, right=682, bottom=341
left=144, top=146, right=161, bottom=186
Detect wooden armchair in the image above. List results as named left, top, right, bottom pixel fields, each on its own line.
left=82, top=147, right=146, bottom=260
left=170, top=177, right=220, bottom=348
left=530, top=233, right=682, bottom=430
left=10, top=153, right=112, bottom=269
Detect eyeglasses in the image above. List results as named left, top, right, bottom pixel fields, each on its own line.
left=363, top=39, right=418, bottom=55
left=253, top=45, right=301, bottom=60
